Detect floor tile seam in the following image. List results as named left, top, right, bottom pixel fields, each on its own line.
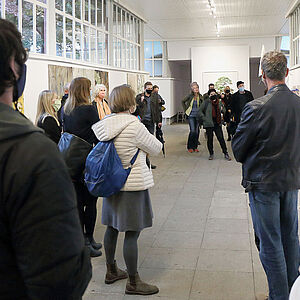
left=139, top=266, right=198, bottom=271
left=187, top=158, right=221, bottom=300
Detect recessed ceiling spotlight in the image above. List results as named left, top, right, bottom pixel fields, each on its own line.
left=214, top=15, right=217, bottom=19
left=217, top=34, right=220, bottom=37
left=209, top=12, right=213, bottom=15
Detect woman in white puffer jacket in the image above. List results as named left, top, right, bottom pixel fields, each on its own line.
left=92, top=84, right=162, bottom=296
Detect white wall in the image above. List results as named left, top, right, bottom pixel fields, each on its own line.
left=288, top=66, right=300, bottom=89
left=191, top=45, right=250, bottom=94
left=23, top=55, right=148, bottom=122
left=168, top=37, right=275, bottom=61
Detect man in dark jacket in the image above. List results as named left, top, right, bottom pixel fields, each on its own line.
left=231, top=80, right=254, bottom=126
left=58, top=82, right=70, bottom=126
left=135, top=81, right=162, bottom=134
left=203, top=83, right=215, bottom=101
left=0, top=19, right=91, bottom=300
left=232, top=51, right=300, bottom=300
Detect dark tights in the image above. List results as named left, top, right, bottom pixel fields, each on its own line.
left=74, top=181, right=98, bottom=238
left=104, top=226, right=140, bottom=276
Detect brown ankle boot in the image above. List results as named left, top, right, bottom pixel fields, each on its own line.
left=125, top=273, right=159, bottom=295
left=105, top=260, right=128, bottom=284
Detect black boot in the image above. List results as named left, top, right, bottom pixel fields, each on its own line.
left=87, top=235, right=102, bottom=250
left=85, top=237, right=102, bottom=257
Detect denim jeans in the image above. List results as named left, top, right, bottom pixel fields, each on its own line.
left=249, top=190, right=300, bottom=300
left=187, top=116, right=199, bottom=150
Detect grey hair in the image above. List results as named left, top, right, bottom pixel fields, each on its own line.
left=64, top=82, right=70, bottom=91
left=261, top=51, right=287, bottom=81
left=190, top=81, right=199, bottom=89
left=93, top=84, right=107, bottom=99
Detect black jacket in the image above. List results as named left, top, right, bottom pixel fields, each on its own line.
left=0, top=103, right=92, bottom=299
left=135, top=92, right=162, bottom=124
left=232, top=84, right=300, bottom=192
left=58, top=94, right=68, bottom=127
left=37, top=114, right=61, bottom=144
left=231, top=90, right=254, bottom=123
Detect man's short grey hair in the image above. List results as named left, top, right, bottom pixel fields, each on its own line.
left=190, top=81, right=199, bottom=89
left=261, top=51, right=287, bottom=81
left=64, top=82, right=70, bottom=91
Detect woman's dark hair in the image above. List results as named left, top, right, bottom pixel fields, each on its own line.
left=208, top=88, right=217, bottom=96
left=0, top=19, right=27, bottom=97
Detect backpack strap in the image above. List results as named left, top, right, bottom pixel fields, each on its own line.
left=129, top=149, right=140, bottom=166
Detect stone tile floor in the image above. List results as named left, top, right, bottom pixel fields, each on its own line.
left=84, top=123, right=300, bottom=300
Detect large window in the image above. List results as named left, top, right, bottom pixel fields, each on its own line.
left=55, top=0, right=108, bottom=65
left=2, top=0, right=47, bottom=54
left=112, top=3, right=141, bottom=70
left=290, top=4, right=300, bottom=67
left=144, top=41, right=163, bottom=77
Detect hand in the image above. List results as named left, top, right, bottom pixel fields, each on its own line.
left=141, top=96, right=144, bottom=102
left=158, top=123, right=162, bottom=128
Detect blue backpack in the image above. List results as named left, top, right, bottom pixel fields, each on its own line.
left=84, top=141, right=140, bottom=197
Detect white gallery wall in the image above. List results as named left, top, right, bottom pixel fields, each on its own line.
left=191, top=45, right=250, bottom=94
left=24, top=56, right=148, bottom=122
left=168, top=36, right=276, bottom=61
left=289, top=67, right=300, bottom=89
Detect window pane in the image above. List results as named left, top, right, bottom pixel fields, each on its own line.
left=5, top=0, right=18, bottom=27
left=75, top=0, right=81, bottom=19
left=97, top=0, right=102, bottom=27
left=137, top=20, right=140, bottom=44
left=75, top=22, right=82, bottom=59
left=144, top=41, right=152, bottom=59
left=36, top=6, right=46, bottom=53
left=154, top=60, right=162, bottom=77
left=66, top=18, right=73, bottom=59
left=22, top=0, right=33, bottom=52
left=104, top=34, right=108, bottom=64
left=126, top=13, right=130, bottom=40
left=85, top=0, right=89, bottom=21
left=97, top=31, right=103, bottom=64
left=0, top=2, right=2, bottom=18
left=130, top=43, right=134, bottom=69
left=118, top=39, right=121, bottom=68
left=103, top=0, right=107, bottom=31
left=90, top=28, right=96, bottom=62
left=117, top=7, right=121, bottom=36
left=126, top=42, right=130, bottom=69
left=122, top=10, right=126, bottom=38
left=55, top=0, right=63, bottom=11
left=37, top=0, right=47, bottom=3
left=113, top=5, right=116, bottom=34
left=145, top=60, right=153, bottom=76
left=65, top=0, right=72, bottom=15
left=91, top=0, right=95, bottom=25
left=56, top=14, right=63, bottom=56
left=130, top=16, right=134, bottom=41
left=281, top=36, right=290, bottom=52
left=153, top=41, right=162, bottom=59
left=83, top=25, right=89, bottom=60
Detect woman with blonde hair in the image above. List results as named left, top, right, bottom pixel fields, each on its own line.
left=92, top=84, right=111, bottom=120
left=36, top=90, right=61, bottom=143
left=92, top=84, right=162, bottom=295
left=63, top=77, right=102, bottom=257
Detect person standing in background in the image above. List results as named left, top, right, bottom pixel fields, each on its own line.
left=231, top=81, right=254, bottom=133
left=135, top=81, right=162, bottom=169
left=221, top=86, right=233, bottom=141
left=92, top=84, right=111, bottom=120
left=203, top=83, right=215, bottom=101
left=182, top=82, right=203, bottom=153
left=63, top=77, right=102, bottom=258
left=35, top=90, right=61, bottom=144
left=58, top=82, right=70, bottom=127
left=153, top=85, right=166, bottom=108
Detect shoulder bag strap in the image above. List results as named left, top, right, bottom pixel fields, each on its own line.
left=130, top=149, right=140, bottom=166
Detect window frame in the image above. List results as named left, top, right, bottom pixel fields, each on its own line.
left=144, top=40, right=163, bottom=77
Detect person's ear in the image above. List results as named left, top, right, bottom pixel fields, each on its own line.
left=9, top=57, right=20, bottom=80
left=286, top=68, right=289, bottom=78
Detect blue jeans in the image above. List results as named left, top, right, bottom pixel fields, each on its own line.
left=187, top=116, right=199, bottom=150
left=249, top=190, right=300, bottom=300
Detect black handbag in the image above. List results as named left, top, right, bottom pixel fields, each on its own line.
left=58, top=132, right=92, bottom=180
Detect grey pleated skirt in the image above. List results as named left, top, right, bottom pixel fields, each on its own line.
left=102, top=190, right=153, bottom=232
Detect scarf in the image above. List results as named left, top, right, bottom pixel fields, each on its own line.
left=211, top=99, right=222, bottom=124
left=95, top=98, right=111, bottom=120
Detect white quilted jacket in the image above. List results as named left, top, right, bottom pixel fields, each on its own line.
left=92, top=113, right=162, bottom=191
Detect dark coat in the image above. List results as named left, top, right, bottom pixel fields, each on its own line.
left=198, top=99, right=224, bottom=128
left=182, top=93, right=203, bottom=114
left=0, top=103, right=92, bottom=299
left=135, top=92, right=162, bottom=124
left=231, top=90, right=254, bottom=123
left=58, top=94, right=68, bottom=127
left=37, top=114, right=61, bottom=144
left=232, top=84, right=300, bottom=192
left=222, top=93, right=233, bottom=123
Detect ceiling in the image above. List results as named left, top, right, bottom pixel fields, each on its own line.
left=119, top=0, right=294, bottom=40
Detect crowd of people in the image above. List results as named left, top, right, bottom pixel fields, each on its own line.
left=1, top=18, right=300, bottom=300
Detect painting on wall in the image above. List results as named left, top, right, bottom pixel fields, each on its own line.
left=48, top=65, right=73, bottom=97
left=127, top=73, right=138, bottom=94
left=95, top=70, right=109, bottom=95
left=72, top=68, right=95, bottom=87
left=202, top=71, right=238, bottom=94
